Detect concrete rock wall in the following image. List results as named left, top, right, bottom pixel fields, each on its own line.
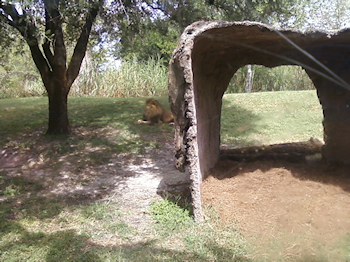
left=168, top=21, right=350, bottom=221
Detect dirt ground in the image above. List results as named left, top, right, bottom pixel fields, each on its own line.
left=202, top=157, right=350, bottom=260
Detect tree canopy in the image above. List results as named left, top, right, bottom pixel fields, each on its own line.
left=109, top=0, right=303, bottom=63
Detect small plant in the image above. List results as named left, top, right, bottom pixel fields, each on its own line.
left=3, top=184, right=21, bottom=197
left=0, top=177, right=42, bottom=198
left=149, top=199, right=193, bottom=236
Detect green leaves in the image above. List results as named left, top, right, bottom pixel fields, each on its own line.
left=113, top=0, right=302, bottom=64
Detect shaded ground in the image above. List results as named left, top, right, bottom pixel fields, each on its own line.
left=202, top=157, right=350, bottom=260
left=0, top=127, right=189, bottom=245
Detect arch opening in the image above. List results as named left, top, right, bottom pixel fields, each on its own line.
left=221, top=65, right=322, bottom=149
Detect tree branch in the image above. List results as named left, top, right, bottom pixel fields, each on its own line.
left=67, top=1, right=101, bottom=87
left=43, top=0, right=66, bottom=70
left=0, top=3, right=26, bottom=33
left=0, top=2, right=52, bottom=87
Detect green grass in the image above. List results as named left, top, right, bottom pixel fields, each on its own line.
left=149, top=199, right=193, bottom=236
left=0, top=97, right=47, bottom=139
left=0, top=201, right=134, bottom=261
left=148, top=200, right=250, bottom=261
left=0, top=90, right=329, bottom=261
left=0, top=197, right=250, bottom=261
left=0, top=96, right=173, bottom=160
left=221, top=90, right=323, bottom=146
left=0, top=91, right=323, bottom=150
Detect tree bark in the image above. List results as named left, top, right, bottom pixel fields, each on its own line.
left=46, top=77, right=71, bottom=135
left=244, top=64, right=254, bottom=93
left=47, top=85, right=70, bottom=135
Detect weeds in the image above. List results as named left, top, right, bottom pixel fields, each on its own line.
left=149, top=199, right=193, bottom=236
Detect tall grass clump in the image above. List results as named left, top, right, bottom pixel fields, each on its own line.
left=226, top=65, right=315, bottom=93
left=0, top=49, right=44, bottom=99
left=1, top=51, right=316, bottom=99
left=1, top=50, right=168, bottom=98
left=70, top=56, right=169, bottom=97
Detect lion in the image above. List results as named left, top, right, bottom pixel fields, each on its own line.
left=137, top=98, right=174, bottom=125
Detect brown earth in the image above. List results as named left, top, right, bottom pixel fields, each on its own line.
left=202, top=157, right=350, bottom=260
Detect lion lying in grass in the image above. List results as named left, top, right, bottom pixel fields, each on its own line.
left=137, top=98, right=174, bottom=125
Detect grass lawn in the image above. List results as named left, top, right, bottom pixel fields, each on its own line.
left=0, top=90, right=333, bottom=261
left=221, top=90, right=323, bottom=146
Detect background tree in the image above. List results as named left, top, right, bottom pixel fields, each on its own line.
left=109, top=0, right=301, bottom=64
left=301, top=0, right=350, bottom=30
left=0, top=0, right=103, bottom=134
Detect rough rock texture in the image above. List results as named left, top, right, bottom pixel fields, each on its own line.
left=168, top=21, right=350, bottom=221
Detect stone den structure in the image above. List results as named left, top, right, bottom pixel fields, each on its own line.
left=168, top=21, right=350, bottom=221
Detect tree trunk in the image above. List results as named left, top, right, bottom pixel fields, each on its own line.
left=244, top=64, right=254, bottom=93
left=46, top=82, right=70, bottom=135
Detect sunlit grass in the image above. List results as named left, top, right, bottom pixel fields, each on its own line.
left=221, top=90, right=323, bottom=146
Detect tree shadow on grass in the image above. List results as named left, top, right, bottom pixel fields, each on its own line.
left=2, top=219, right=344, bottom=261
left=0, top=222, right=102, bottom=261
left=68, top=97, right=168, bottom=129
left=0, top=97, right=177, bottom=223
left=0, top=222, right=253, bottom=261
left=68, top=97, right=146, bottom=127
left=115, top=239, right=252, bottom=262
left=0, top=96, right=171, bottom=148
left=0, top=170, right=249, bottom=261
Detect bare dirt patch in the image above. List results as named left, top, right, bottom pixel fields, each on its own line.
left=202, top=158, right=350, bottom=260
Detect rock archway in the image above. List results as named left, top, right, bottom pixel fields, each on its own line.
left=168, top=21, right=350, bottom=221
